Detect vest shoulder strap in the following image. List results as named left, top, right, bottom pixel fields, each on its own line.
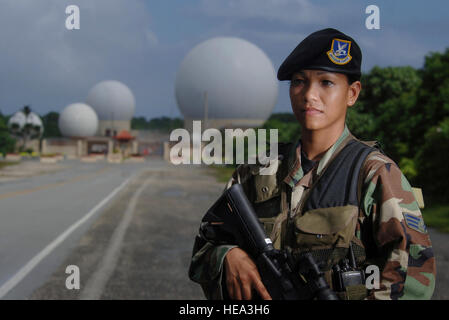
left=303, top=139, right=377, bottom=212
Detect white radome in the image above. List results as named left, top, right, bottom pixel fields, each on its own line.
left=26, top=112, right=43, bottom=129
left=7, top=111, right=27, bottom=129
left=58, top=103, right=98, bottom=137
left=86, top=80, right=135, bottom=121
left=8, top=111, right=44, bottom=137
left=175, top=37, right=278, bottom=120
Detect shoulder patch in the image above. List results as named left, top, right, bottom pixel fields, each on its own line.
left=403, top=212, right=428, bottom=234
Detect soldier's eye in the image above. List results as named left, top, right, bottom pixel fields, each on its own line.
left=291, top=79, right=305, bottom=87
left=322, top=80, right=334, bottom=87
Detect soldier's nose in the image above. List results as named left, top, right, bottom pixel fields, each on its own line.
left=304, top=83, right=319, bottom=103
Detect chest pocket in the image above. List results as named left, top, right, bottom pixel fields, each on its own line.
left=293, top=205, right=358, bottom=252
left=250, top=163, right=283, bottom=237
left=253, top=196, right=281, bottom=238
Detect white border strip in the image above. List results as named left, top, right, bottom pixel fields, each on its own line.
left=0, top=174, right=135, bottom=299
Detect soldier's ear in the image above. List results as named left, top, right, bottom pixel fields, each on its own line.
left=347, top=81, right=361, bottom=107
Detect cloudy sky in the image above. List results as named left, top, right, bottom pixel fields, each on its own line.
left=0, top=0, right=448, bottom=120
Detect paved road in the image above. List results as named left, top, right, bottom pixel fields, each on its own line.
left=29, top=162, right=222, bottom=299
left=1, top=158, right=447, bottom=299
left=0, top=158, right=162, bottom=299
left=427, top=227, right=449, bottom=299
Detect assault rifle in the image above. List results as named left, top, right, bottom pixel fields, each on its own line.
left=198, top=183, right=339, bottom=300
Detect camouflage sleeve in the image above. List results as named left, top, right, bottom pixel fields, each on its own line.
left=188, top=240, right=237, bottom=299
left=188, top=165, right=253, bottom=299
left=360, top=153, right=436, bottom=300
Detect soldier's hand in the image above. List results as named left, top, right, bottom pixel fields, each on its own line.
left=224, top=247, right=272, bottom=300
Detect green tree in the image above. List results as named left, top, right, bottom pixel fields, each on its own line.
left=265, top=112, right=297, bottom=123
left=42, top=111, right=61, bottom=138
left=355, top=52, right=449, bottom=201
left=148, top=116, right=183, bottom=131
left=131, top=116, right=184, bottom=132
left=358, top=66, right=421, bottom=112
left=346, top=107, right=376, bottom=141
left=131, top=116, right=149, bottom=130
left=262, top=118, right=301, bottom=144
left=0, top=112, right=16, bottom=155
left=261, top=113, right=301, bottom=143
left=415, top=117, right=449, bottom=203
left=356, top=66, right=422, bottom=162
left=413, top=49, right=449, bottom=153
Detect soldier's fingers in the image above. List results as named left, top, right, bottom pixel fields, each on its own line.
left=253, top=278, right=272, bottom=300
left=234, top=283, right=243, bottom=300
left=226, top=280, right=235, bottom=299
left=241, top=282, right=253, bottom=300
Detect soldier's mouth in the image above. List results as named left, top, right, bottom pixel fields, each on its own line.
left=303, top=107, right=323, bottom=115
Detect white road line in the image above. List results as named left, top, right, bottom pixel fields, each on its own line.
left=0, top=174, right=136, bottom=299
left=80, top=175, right=154, bottom=300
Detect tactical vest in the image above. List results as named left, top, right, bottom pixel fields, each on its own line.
left=287, top=138, right=376, bottom=266
left=246, top=136, right=381, bottom=299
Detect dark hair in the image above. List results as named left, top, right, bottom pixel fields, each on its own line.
left=347, top=74, right=361, bottom=84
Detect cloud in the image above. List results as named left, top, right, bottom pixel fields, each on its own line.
left=1, top=0, right=447, bottom=120
left=0, top=0, right=158, bottom=116
left=358, top=29, right=433, bottom=70
left=199, top=0, right=330, bottom=26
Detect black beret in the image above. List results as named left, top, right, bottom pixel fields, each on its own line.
left=277, top=28, right=362, bottom=81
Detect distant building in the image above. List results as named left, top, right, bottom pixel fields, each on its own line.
left=40, top=80, right=169, bottom=158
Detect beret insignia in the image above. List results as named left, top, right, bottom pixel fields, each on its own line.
left=327, top=38, right=352, bottom=65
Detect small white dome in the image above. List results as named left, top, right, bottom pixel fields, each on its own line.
left=175, top=37, right=278, bottom=121
left=26, top=112, right=43, bottom=128
left=8, top=111, right=43, bottom=137
left=58, top=103, right=98, bottom=137
left=86, top=80, right=135, bottom=121
left=7, top=111, right=27, bottom=129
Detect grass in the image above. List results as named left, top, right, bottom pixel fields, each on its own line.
left=422, top=204, right=449, bottom=233
left=0, top=161, right=20, bottom=170
left=207, top=165, right=237, bottom=183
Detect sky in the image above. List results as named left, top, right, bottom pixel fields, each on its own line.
left=0, top=0, right=448, bottom=120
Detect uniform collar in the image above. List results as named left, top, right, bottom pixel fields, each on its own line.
left=283, top=124, right=352, bottom=188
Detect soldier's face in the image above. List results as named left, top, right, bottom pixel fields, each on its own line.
left=289, top=70, right=361, bottom=132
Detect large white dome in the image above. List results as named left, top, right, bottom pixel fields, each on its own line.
left=86, top=80, right=135, bottom=121
left=58, top=103, right=98, bottom=137
left=175, top=37, right=278, bottom=120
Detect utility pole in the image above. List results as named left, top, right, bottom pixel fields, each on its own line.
left=203, top=91, right=208, bottom=130
left=111, top=111, right=115, bottom=136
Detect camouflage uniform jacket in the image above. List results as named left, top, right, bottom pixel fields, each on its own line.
left=189, top=125, right=436, bottom=300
